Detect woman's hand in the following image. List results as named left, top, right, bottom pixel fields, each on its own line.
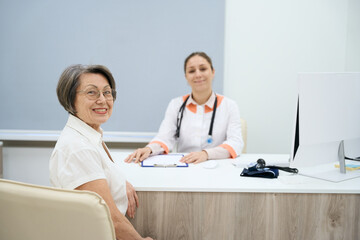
left=180, top=150, right=208, bottom=164
left=124, top=147, right=152, bottom=163
left=125, top=181, right=139, bottom=219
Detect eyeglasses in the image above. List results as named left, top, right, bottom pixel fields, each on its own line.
left=77, top=87, right=116, bottom=100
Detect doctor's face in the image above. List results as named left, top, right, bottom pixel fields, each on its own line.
left=74, top=73, right=114, bottom=132
left=185, top=55, right=215, bottom=94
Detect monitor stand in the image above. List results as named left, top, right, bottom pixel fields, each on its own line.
left=295, top=140, right=360, bottom=182
left=338, top=140, right=346, bottom=174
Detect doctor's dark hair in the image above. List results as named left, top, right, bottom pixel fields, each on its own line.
left=56, top=64, right=116, bottom=115
left=184, top=52, right=214, bottom=73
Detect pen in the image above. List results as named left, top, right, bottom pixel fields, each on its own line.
left=153, top=164, right=177, bottom=168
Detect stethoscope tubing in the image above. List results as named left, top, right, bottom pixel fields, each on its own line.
left=175, top=94, right=218, bottom=144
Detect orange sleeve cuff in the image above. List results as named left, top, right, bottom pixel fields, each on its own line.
left=149, top=141, right=169, bottom=154
left=219, top=144, right=237, bottom=159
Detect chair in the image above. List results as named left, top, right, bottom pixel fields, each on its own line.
left=0, top=178, right=116, bottom=240
left=240, top=118, right=247, bottom=153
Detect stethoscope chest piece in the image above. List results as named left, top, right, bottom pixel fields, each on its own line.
left=207, top=135, right=213, bottom=144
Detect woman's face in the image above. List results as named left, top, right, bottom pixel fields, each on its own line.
left=74, top=73, right=113, bottom=132
left=185, top=55, right=215, bottom=94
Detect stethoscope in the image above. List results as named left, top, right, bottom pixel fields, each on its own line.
left=175, top=94, right=218, bottom=144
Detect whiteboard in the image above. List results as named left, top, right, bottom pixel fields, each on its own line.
left=0, top=0, right=224, bottom=132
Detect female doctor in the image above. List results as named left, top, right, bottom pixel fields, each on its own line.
left=125, top=52, right=243, bottom=164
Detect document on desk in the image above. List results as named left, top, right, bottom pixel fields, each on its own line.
left=141, top=154, right=188, bottom=167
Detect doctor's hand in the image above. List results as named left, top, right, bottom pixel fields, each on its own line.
left=125, top=181, right=139, bottom=219
left=124, top=147, right=152, bottom=163
left=180, top=150, right=208, bottom=164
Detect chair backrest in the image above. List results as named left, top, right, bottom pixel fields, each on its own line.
left=240, top=118, right=247, bottom=153
left=0, top=178, right=116, bottom=240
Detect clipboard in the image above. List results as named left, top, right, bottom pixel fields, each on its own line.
left=141, top=154, right=188, bottom=167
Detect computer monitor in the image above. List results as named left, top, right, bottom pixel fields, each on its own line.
left=290, top=72, right=360, bottom=182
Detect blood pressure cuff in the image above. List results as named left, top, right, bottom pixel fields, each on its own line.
left=240, top=167, right=279, bottom=179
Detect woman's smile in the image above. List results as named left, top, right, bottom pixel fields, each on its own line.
left=93, top=108, right=108, bottom=114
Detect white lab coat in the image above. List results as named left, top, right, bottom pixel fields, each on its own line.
left=148, top=93, right=244, bottom=158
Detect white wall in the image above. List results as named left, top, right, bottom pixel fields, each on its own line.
left=224, top=0, right=360, bottom=154
left=3, top=147, right=53, bottom=186
left=345, top=0, right=360, bottom=71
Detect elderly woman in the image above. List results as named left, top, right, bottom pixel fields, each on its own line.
left=49, top=64, right=152, bottom=240
left=125, top=52, right=243, bottom=164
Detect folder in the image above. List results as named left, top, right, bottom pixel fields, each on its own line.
left=141, top=154, right=188, bottom=167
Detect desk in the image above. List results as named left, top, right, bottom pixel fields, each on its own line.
left=112, top=152, right=360, bottom=240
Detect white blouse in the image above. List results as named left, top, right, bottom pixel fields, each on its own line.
left=49, top=114, right=128, bottom=215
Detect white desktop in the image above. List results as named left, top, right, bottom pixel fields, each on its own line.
left=291, top=72, right=360, bottom=182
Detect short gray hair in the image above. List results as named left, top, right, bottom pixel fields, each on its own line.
left=56, top=64, right=116, bottom=115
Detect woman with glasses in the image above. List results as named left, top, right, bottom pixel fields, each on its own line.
left=49, top=64, right=153, bottom=240
left=125, top=52, right=244, bottom=164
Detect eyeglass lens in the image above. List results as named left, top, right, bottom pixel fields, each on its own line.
left=84, top=87, right=114, bottom=100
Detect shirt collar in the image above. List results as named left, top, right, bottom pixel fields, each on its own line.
left=187, top=92, right=216, bottom=108
left=66, top=114, right=103, bottom=146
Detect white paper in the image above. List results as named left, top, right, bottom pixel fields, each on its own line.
left=142, top=154, right=187, bottom=167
